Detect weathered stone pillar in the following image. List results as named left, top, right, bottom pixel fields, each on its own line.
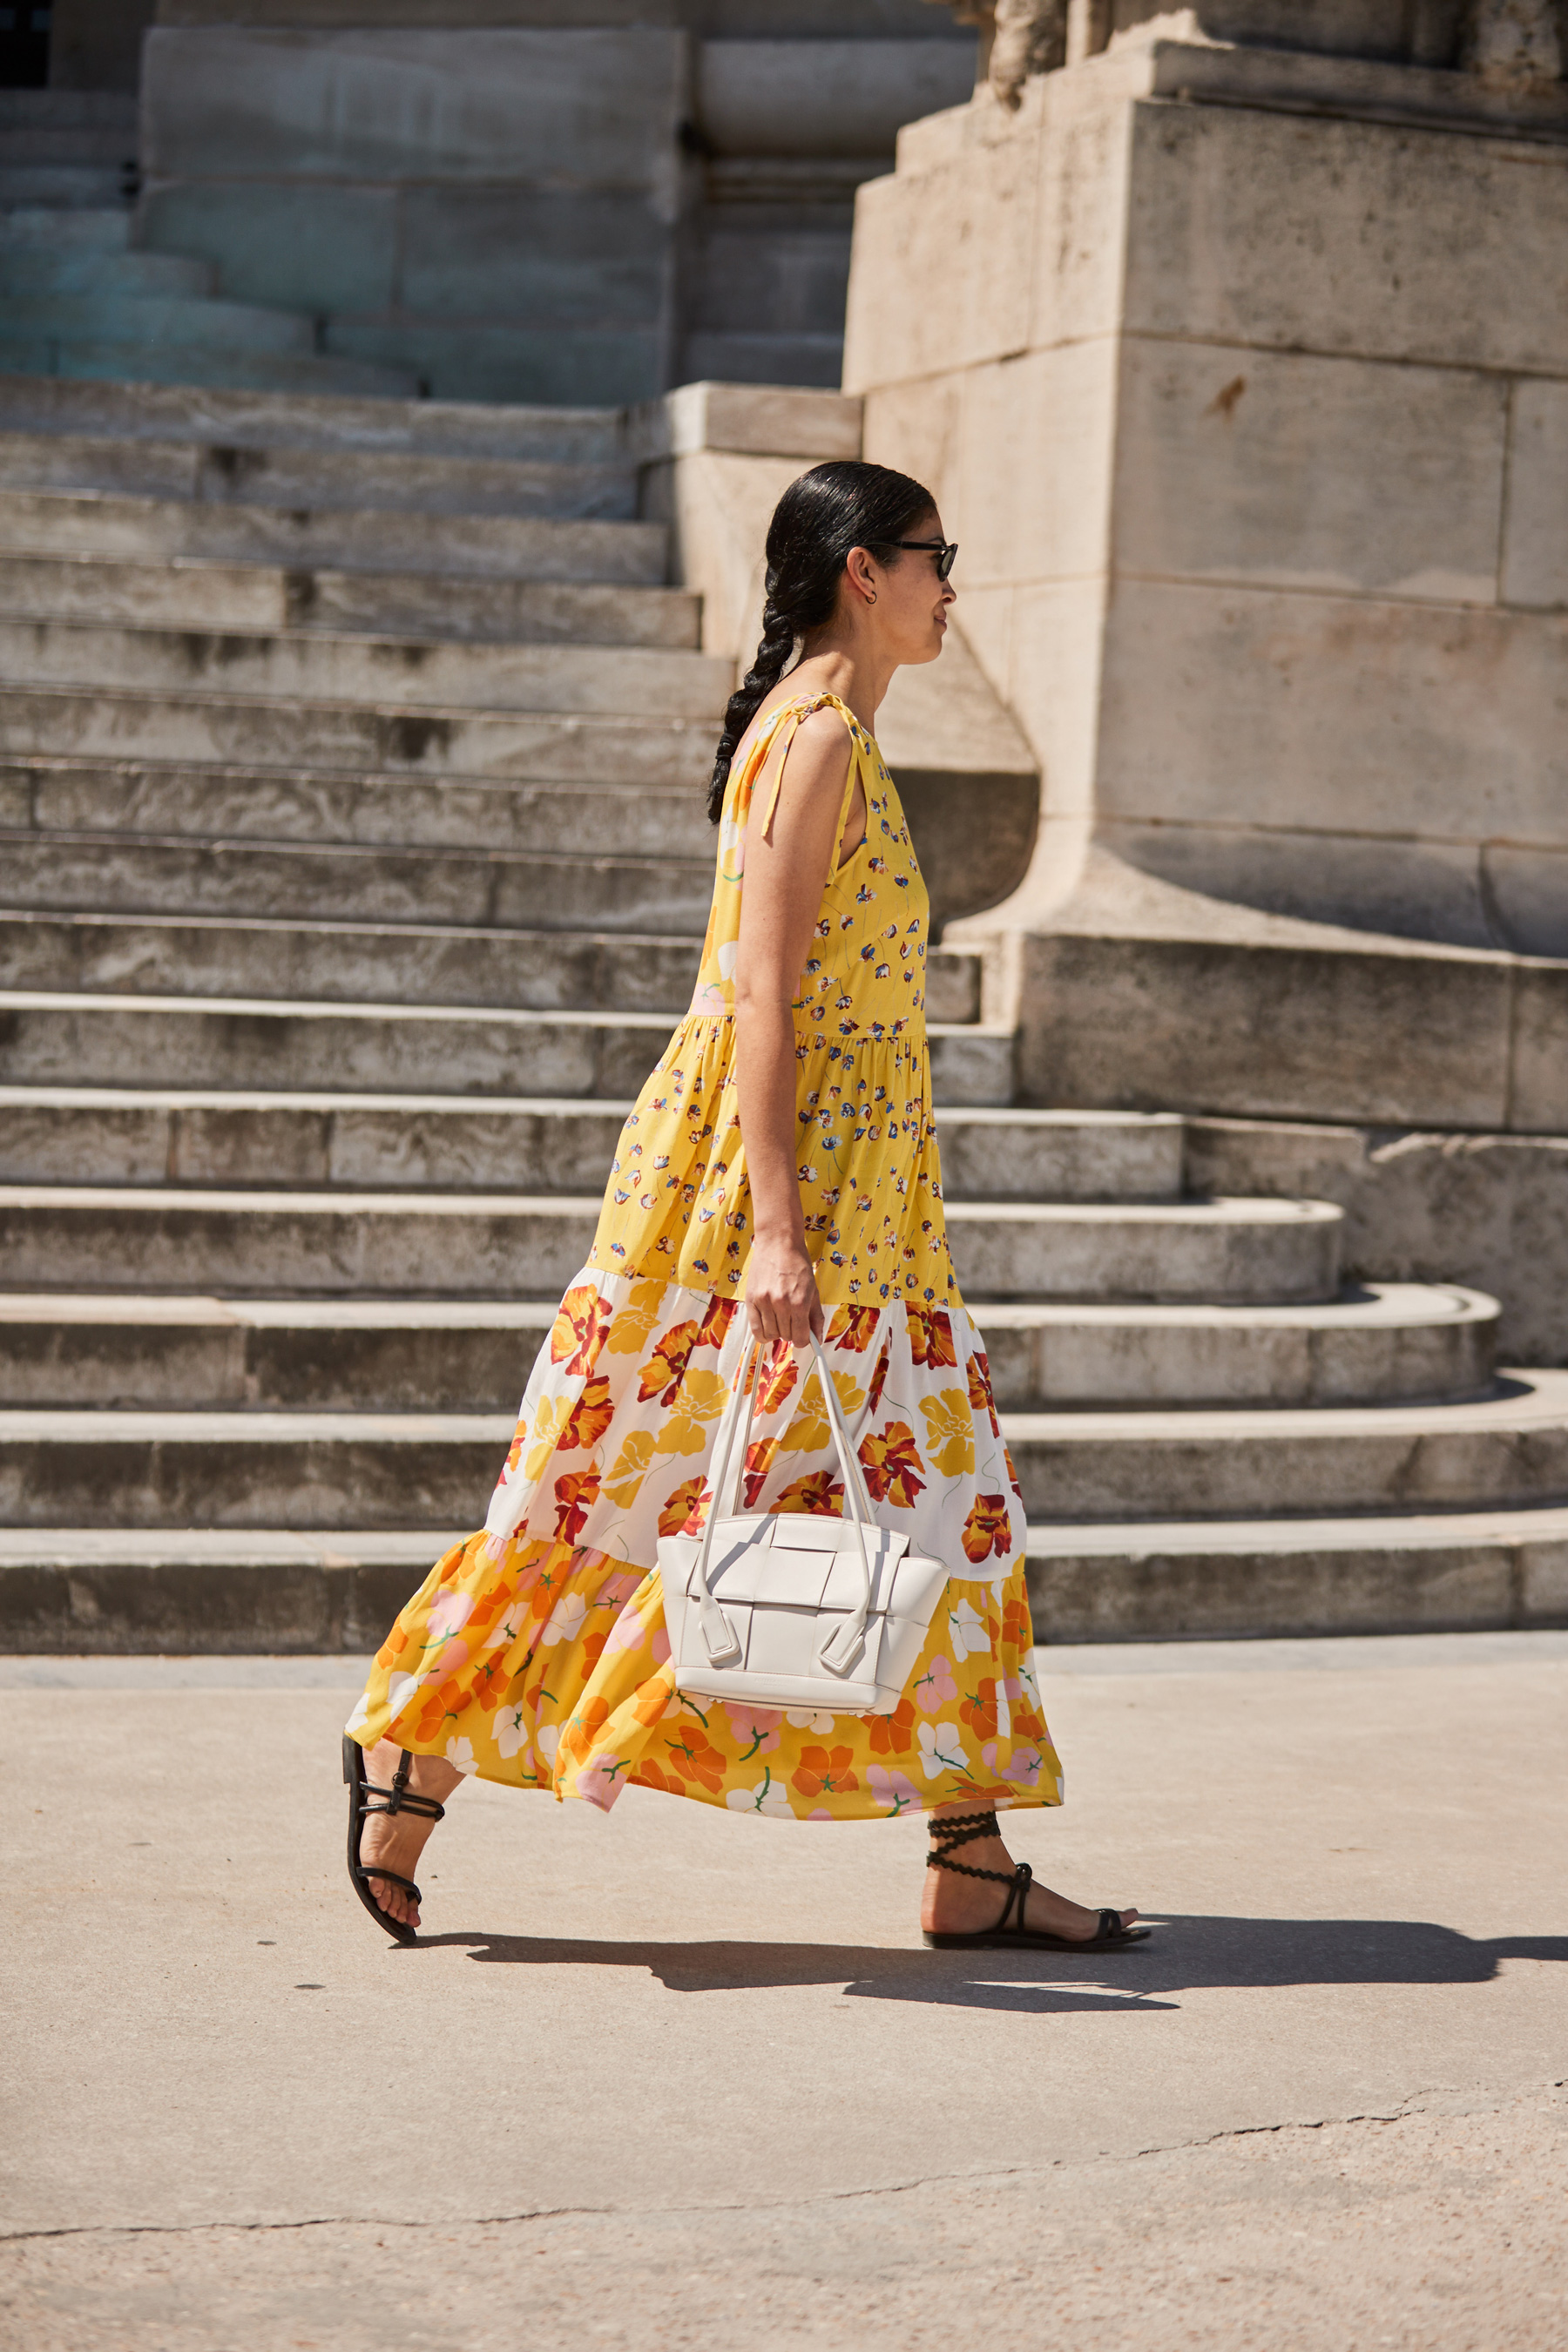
left=847, top=9, right=1568, bottom=1132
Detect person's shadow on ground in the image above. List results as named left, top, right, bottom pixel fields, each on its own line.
left=410, top=1918, right=1568, bottom=2011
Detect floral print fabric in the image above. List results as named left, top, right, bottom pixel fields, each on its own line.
left=348, top=1274, right=1063, bottom=1818
left=348, top=693, right=1063, bottom=1822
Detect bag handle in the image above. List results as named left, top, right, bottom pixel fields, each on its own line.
left=688, top=1335, right=878, bottom=1679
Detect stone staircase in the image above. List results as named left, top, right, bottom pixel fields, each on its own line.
left=1, top=375, right=1565, bottom=1653
left=0, top=93, right=417, bottom=399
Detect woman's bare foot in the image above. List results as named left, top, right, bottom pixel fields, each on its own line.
left=356, top=1741, right=464, bottom=1933
left=920, top=1812, right=1138, bottom=1942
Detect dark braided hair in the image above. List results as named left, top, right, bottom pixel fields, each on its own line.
left=706, top=459, right=936, bottom=821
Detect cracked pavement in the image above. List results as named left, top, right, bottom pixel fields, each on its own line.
left=3, top=1633, right=1565, bottom=2349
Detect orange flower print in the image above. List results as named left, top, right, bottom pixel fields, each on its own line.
left=695, top=1294, right=737, bottom=1351
left=866, top=1695, right=916, bottom=1755
left=907, top=1306, right=957, bottom=1369
left=791, top=1744, right=859, bottom=1799
left=1001, top=1593, right=1033, bottom=1651
left=636, top=1758, right=681, bottom=1795
left=503, top=1418, right=526, bottom=1476
left=552, top=1468, right=601, bottom=1544
left=558, top=1694, right=611, bottom=1764
left=742, top=1436, right=779, bottom=1509
left=754, top=1343, right=799, bottom=1417
left=776, top=1470, right=844, bottom=1516
left=867, top=1340, right=891, bottom=1415
left=959, top=1677, right=1001, bottom=1741
left=550, top=1283, right=612, bottom=1377
left=1004, top=1442, right=1023, bottom=1499
left=559, top=1374, right=614, bottom=1453
left=961, top=1492, right=1011, bottom=1564
left=658, top=1477, right=709, bottom=1538
left=859, top=1421, right=926, bottom=1508
left=967, top=1351, right=1001, bottom=1436
left=639, top=1320, right=700, bottom=1406
left=826, top=1305, right=880, bottom=1353
left=666, top=1726, right=727, bottom=1793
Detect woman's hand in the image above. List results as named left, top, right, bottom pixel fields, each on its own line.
left=744, top=1230, right=825, bottom=1347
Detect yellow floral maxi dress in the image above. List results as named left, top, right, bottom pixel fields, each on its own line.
left=348, top=692, right=1064, bottom=1821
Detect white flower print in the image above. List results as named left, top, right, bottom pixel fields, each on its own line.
left=535, top=1724, right=560, bottom=1772
left=786, top=1708, right=835, bottom=1734
left=917, top=1720, right=969, bottom=1781
left=725, top=1771, right=794, bottom=1817
left=492, top=1703, right=528, bottom=1760
left=344, top=1693, right=372, bottom=1735
left=445, top=1736, right=477, bottom=1774
left=386, top=1670, right=424, bottom=1719
left=483, top=1605, right=527, bottom=1652
left=539, top=1591, right=589, bottom=1647
left=949, top=1598, right=990, bottom=1660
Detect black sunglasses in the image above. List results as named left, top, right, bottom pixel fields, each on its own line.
left=881, top=537, right=958, bottom=580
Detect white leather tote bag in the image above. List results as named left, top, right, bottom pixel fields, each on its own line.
left=658, top=1337, right=950, bottom=1715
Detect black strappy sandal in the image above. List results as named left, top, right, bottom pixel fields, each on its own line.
left=342, top=1733, right=447, bottom=1946
left=922, top=1810, right=1151, bottom=1951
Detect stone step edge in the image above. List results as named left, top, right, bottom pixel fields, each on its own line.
left=3, top=1369, right=1565, bottom=1443
left=0, top=823, right=716, bottom=869
left=0, top=1091, right=1146, bottom=1132
left=0, top=996, right=1003, bottom=1045
left=0, top=1282, right=1498, bottom=1334
left=0, top=608, right=717, bottom=669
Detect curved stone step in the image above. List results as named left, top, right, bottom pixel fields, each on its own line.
left=0, top=488, right=668, bottom=583
left=0, top=614, right=733, bottom=720
left=3, top=1374, right=1567, bottom=1530
left=0, top=253, right=214, bottom=299
left=0, top=994, right=1010, bottom=1104
left=0, top=681, right=717, bottom=783
left=0, top=211, right=131, bottom=253
left=945, top=1198, right=1341, bottom=1303
left=1025, top=1504, right=1568, bottom=1642
left=0, top=1281, right=1499, bottom=1415
left=0, top=293, right=315, bottom=357
left=0, top=1092, right=1178, bottom=1205
left=0, top=1185, right=1333, bottom=1301
left=1004, top=1374, right=1568, bottom=1520
left=0, top=556, right=700, bottom=647
left=4, top=1508, right=1563, bottom=1651
left=0, top=909, right=982, bottom=1023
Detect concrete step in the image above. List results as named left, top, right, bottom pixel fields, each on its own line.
left=0, top=910, right=980, bottom=1023
left=3, top=1372, right=1566, bottom=1531
left=1026, top=1504, right=1568, bottom=1642
left=0, top=209, right=129, bottom=253
left=6, top=1504, right=1564, bottom=1650
left=0, top=95, right=138, bottom=130
left=943, top=1198, right=1341, bottom=1304
left=0, top=831, right=718, bottom=933
left=0, top=1092, right=1175, bottom=1205
left=0, top=685, right=717, bottom=785
left=0, top=428, right=638, bottom=519
left=0, top=294, right=315, bottom=356
left=0, top=993, right=1010, bottom=1102
left=0, top=910, right=706, bottom=1015
left=0, top=167, right=128, bottom=208
left=0, top=370, right=628, bottom=463
left=0, top=615, right=733, bottom=721
left=0, top=1185, right=1337, bottom=1301
left=3, top=762, right=717, bottom=860
left=0, top=252, right=214, bottom=299
left=0, top=1282, right=1498, bottom=1415
left=0, top=488, right=669, bottom=585
left=0, top=554, right=700, bottom=647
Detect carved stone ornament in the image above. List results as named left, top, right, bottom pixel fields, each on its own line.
left=923, top=0, right=1069, bottom=109
left=1464, top=0, right=1564, bottom=86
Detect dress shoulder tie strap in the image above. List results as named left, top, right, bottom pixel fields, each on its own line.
left=749, top=692, right=871, bottom=863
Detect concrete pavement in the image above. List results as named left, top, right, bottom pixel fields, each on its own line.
left=2, top=1632, right=1565, bottom=2349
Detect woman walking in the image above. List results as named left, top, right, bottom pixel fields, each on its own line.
left=343, top=461, right=1145, bottom=1954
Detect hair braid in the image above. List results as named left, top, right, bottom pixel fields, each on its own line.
left=705, top=458, right=936, bottom=823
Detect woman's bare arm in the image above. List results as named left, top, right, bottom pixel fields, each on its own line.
left=733, top=710, right=863, bottom=1345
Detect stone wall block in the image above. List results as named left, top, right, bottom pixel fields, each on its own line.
left=1510, top=963, right=1568, bottom=1131
left=1098, top=582, right=1568, bottom=855
left=398, top=190, right=667, bottom=326
left=843, top=125, right=1041, bottom=389
left=956, top=338, right=1118, bottom=590
left=1008, top=579, right=1107, bottom=816
left=138, top=182, right=397, bottom=316
left=140, top=27, right=686, bottom=193
left=1116, top=340, right=1506, bottom=603
left=1028, top=67, right=1134, bottom=351
left=1122, top=102, right=1568, bottom=375
left=1017, top=933, right=1513, bottom=1126
left=322, top=320, right=662, bottom=408
left=1501, top=377, right=1568, bottom=611
left=1482, top=845, right=1568, bottom=960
